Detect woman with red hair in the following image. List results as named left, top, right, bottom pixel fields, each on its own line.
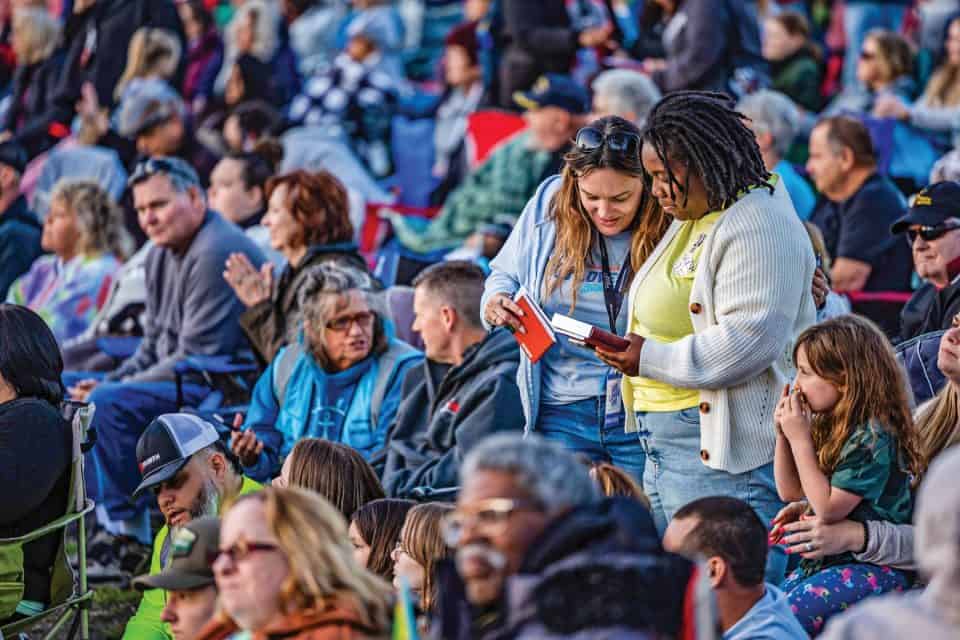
left=224, top=169, right=368, bottom=363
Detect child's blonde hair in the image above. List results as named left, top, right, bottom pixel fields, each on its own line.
left=794, top=315, right=922, bottom=482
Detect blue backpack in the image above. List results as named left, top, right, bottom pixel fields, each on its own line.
left=895, top=330, right=947, bottom=407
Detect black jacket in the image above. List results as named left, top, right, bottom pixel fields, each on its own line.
left=0, top=399, right=71, bottom=605
left=652, top=0, right=766, bottom=93
left=380, top=329, right=523, bottom=497
left=0, top=196, right=43, bottom=300
left=5, top=50, right=67, bottom=159
left=21, top=0, right=185, bottom=161
left=497, top=0, right=579, bottom=108
left=431, top=498, right=696, bottom=640
left=899, top=279, right=960, bottom=343
left=240, top=243, right=368, bottom=365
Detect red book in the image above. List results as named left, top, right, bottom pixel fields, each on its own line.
left=511, top=288, right=556, bottom=363
left=551, top=313, right=630, bottom=352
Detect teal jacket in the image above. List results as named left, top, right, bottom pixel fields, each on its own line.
left=241, top=336, right=422, bottom=481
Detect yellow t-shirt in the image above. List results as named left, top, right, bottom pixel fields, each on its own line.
left=627, top=211, right=721, bottom=412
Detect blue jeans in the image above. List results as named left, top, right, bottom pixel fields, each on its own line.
left=843, top=3, right=909, bottom=88
left=79, top=377, right=208, bottom=537
left=537, top=397, right=646, bottom=487
left=636, top=406, right=787, bottom=585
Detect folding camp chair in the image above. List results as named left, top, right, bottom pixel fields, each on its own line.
left=0, top=401, right=96, bottom=640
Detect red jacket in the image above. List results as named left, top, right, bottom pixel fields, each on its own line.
left=196, top=602, right=387, bottom=640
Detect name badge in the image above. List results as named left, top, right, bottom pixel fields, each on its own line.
left=604, top=371, right=625, bottom=432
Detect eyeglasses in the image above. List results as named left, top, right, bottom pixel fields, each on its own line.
left=859, top=50, right=876, bottom=61
left=214, top=539, right=279, bottom=565
left=393, top=540, right=413, bottom=557
left=575, top=127, right=641, bottom=157
left=325, top=311, right=375, bottom=332
left=128, top=157, right=200, bottom=189
left=440, top=498, right=542, bottom=547
left=906, top=222, right=960, bottom=244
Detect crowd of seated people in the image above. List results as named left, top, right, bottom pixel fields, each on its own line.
left=0, top=2, right=960, bottom=640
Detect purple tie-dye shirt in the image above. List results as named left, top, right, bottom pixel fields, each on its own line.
left=6, top=253, right=121, bottom=343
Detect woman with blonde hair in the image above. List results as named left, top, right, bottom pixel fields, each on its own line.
left=7, top=179, right=129, bottom=343
left=201, top=486, right=392, bottom=640
left=391, top=503, right=453, bottom=615
left=876, top=15, right=960, bottom=148
left=114, top=27, right=183, bottom=102
left=0, top=7, right=65, bottom=157
left=482, top=115, right=670, bottom=485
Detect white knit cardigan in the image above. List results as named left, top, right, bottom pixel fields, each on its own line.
left=622, top=178, right=817, bottom=474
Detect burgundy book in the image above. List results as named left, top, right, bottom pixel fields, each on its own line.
left=551, top=313, right=630, bottom=352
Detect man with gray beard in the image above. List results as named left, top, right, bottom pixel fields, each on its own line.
left=123, top=414, right=261, bottom=640
left=431, top=433, right=711, bottom=640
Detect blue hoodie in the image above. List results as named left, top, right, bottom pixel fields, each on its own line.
left=241, top=335, right=422, bottom=481
left=0, top=196, right=42, bottom=299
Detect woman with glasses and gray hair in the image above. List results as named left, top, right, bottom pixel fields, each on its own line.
left=7, top=179, right=131, bottom=343
left=482, top=115, right=671, bottom=486
left=232, top=263, right=421, bottom=482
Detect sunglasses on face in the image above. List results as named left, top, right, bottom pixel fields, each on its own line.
left=575, top=127, right=641, bottom=156
left=906, top=222, right=960, bottom=244
left=859, top=50, right=876, bottom=61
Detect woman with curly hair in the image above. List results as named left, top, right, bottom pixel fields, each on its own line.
left=7, top=180, right=130, bottom=343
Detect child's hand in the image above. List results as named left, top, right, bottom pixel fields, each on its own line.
left=768, top=501, right=807, bottom=545
left=779, top=387, right=812, bottom=442
left=773, top=384, right=790, bottom=435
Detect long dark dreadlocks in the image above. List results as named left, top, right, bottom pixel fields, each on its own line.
left=640, top=91, right=773, bottom=212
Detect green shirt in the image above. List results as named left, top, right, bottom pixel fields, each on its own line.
left=799, top=424, right=913, bottom=576
left=122, top=475, right=262, bottom=640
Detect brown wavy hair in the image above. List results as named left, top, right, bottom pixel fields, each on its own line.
left=923, top=18, right=960, bottom=108
left=265, top=169, right=352, bottom=247
left=286, top=438, right=385, bottom=519
left=399, top=503, right=454, bottom=613
left=913, top=381, right=960, bottom=474
left=793, top=316, right=922, bottom=484
left=544, top=116, right=670, bottom=310
left=351, top=498, right=416, bottom=581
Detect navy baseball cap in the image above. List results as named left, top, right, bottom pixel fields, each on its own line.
left=513, top=74, right=590, bottom=115
left=133, top=414, right=221, bottom=497
left=891, top=181, right=960, bottom=234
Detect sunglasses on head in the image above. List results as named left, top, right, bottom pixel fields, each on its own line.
left=127, top=157, right=199, bottom=189
left=906, top=222, right=960, bottom=243
left=575, top=127, right=641, bottom=156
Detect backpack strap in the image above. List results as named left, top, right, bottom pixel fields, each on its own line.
left=369, top=341, right=418, bottom=427
left=272, top=342, right=304, bottom=402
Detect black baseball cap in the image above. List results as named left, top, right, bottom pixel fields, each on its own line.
left=132, top=516, right=220, bottom=592
left=0, top=141, right=28, bottom=174
left=513, top=74, right=590, bottom=115
left=891, top=181, right=960, bottom=234
left=133, top=414, right=221, bottom=498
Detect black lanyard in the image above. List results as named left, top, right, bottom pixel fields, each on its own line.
left=597, top=235, right=633, bottom=334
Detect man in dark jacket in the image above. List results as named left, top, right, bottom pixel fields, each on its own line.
left=0, top=142, right=42, bottom=299
left=651, top=0, right=767, bottom=95
left=893, top=182, right=960, bottom=342
left=497, top=0, right=611, bottom=109
left=67, top=157, right=264, bottom=559
left=430, top=434, right=707, bottom=640
left=380, top=262, right=523, bottom=497
left=16, top=0, right=185, bottom=161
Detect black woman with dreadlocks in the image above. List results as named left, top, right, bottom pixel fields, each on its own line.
left=482, top=115, right=670, bottom=486
left=597, top=92, right=817, bottom=584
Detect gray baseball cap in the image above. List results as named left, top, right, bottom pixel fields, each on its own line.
left=133, top=516, right=220, bottom=592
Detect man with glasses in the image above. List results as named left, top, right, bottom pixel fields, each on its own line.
left=432, top=433, right=701, bottom=640
left=892, top=182, right=960, bottom=342
left=66, top=156, right=264, bottom=568
left=125, top=414, right=260, bottom=640
left=807, top=116, right=912, bottom=294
